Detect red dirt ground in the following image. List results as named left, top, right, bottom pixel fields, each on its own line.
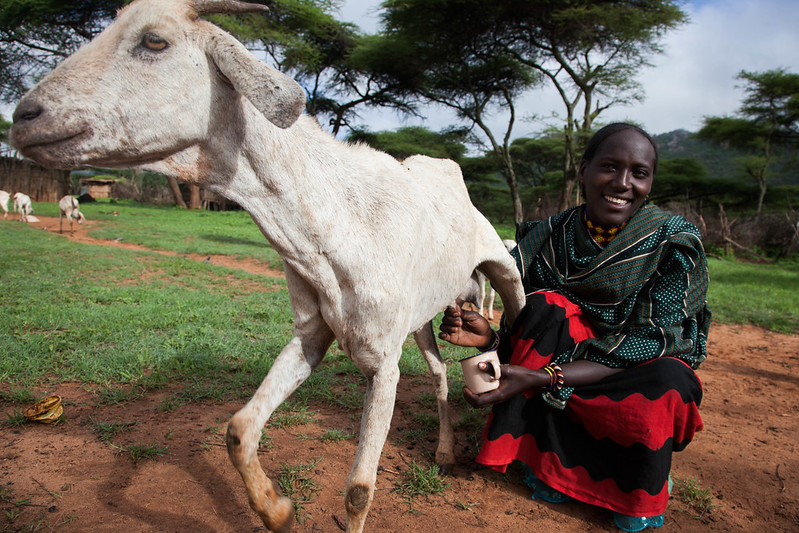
left=1, top=216, right=797, bottom=532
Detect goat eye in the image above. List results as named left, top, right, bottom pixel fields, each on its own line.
left=141, top=33, right=168, bottom=51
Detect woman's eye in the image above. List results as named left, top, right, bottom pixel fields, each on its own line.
left=141, top=33, right=168, bottom=51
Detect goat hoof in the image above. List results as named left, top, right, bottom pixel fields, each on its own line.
left=263, top=496, right=294, bottom=533
left=437, top=462, right=455, bottom=476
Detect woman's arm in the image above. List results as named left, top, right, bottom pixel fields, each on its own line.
left=463, top=359, right=623, bottom=408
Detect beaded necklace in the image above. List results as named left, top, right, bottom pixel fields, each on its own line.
left=583, top=210, right=628, bottom=247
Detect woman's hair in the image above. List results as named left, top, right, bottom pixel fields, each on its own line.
left=580, top=123, right=659, bottom=176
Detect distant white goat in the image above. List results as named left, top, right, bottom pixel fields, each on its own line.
left=9, top=1, right=525, bottom=531
left=12, top=193, right=32, bottom=222
left=0, top=190, right=9, bottom=219
left=58, top=195, right=85, bottom=234
left=476, top=239, right=517, bottom=320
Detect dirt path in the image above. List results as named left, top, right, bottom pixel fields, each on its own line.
left=30, top=215, right=285, bottom=278
left=1, top=217, right=797, bottom=532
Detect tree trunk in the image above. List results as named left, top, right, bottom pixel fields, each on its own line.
left=188, top=184, right=201, bottom=210
left=719, top=203, right=732, bottom=256
left=166, top=175, right=187, bottom=208
left=756, top=176, right=766, bottom=223
left=500, top=153, right=524, bottom=227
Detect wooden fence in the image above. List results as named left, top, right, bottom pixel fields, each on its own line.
left=0, top=156, right=72, bottom=203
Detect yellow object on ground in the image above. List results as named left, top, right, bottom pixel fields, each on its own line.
left=24, top=395, right=63, bottom=423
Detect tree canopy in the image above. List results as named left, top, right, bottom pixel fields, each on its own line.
left=0, top=0, right=127, bottom=102
left=356, top=0, right=686, bottom=224
left=213, top=0, right=414, bottom=136
left=697, top=68, right=799, bottom=219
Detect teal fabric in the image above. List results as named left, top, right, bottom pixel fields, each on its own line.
left=613, top=513, right=665, bottom=531
left=510, top=204, right=711, bottom=407
left=523, top=466, right=572, bottom=504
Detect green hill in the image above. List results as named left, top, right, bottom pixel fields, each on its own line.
left=655, top=129, right=799, bottom=186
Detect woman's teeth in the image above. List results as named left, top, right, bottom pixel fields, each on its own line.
left=604, top=195, right=629, bottom=206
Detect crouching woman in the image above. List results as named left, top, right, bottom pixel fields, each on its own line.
left=440, top=123, right=711, bottom=532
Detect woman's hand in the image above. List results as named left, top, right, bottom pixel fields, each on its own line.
left=438, top=304, right=493, bottom=348
left=462, top=364, right=545, bottom=408
left=463, top=360, right=625, bottom=408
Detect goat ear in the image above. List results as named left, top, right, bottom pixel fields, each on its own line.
left=205, top=26, right=305, bottom=129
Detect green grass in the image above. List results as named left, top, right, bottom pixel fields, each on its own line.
left=125, top=443, right=169, bottom=464
left=318, top=428, right=354, bottom=442
left=393, top=461, right=451, bottom=512
left=4, top=409, right=28, bottom=427
left=28, top=199, right=284, bottom=270
left=0, top=201, right=796, bottom=438
left=0, top=216, right=292, bottom=389
left=276, top=459, right=321, bottom=522
left=90, top=417, right=137, bottom=442
left=672, top=476, right=716, bottom=522
left=706, top=258, right=799, bottom=333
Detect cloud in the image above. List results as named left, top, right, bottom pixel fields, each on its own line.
left=568, top=0, right=799, bottom=133
left=339, top=0, right=799, bottom=137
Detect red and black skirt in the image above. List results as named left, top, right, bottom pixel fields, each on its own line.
left=476, top=291, right=704, bottom=517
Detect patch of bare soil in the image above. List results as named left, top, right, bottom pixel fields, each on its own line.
left=1, top=217, right=797, bottom=532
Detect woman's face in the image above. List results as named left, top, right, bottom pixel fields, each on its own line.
left=579, top=129, right=656, bottom=228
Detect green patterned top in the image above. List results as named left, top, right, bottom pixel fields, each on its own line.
left=510, top=204, right=711, bottom=405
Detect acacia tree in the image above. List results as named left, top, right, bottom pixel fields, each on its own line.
left=362, top=0, right=540, bottom=225
left=506, top=0, right=687, bottom=210
left=366, top=0, right=685, bottom=222
left=214, top=0, right=415, bottom=136
left=698, top=69, right=799, bottom=221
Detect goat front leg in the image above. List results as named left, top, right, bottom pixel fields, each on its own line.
left=486, top=284, right=497, bottom=320
left=476, top=270, right=487, bottom=316
left=344, top=350, right=402, bottom=533
left=227, top=321, right=334, bottom=532
left=412, top=321, right=456, bottom=472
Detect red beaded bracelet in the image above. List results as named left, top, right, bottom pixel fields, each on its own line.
left=547, top=363, right=564, bottom=392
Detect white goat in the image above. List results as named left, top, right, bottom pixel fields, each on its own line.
left=9, top=1, right=524, bottom=531
left=0, top=190, right=9, bottom=219
left=476, top=239, right=517, bottom=320
left=58, top=195, right=85, bottom=234
left=12, top=193, right=32, bottom=223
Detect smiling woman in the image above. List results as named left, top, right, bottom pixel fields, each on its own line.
left=439, top=123, right=712, bottom=532
left=579, top=124, right=657, bottom=229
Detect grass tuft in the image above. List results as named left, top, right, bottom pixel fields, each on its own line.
left=276, top=459, right=321, bottom=523
left=393, top=461, right=451, bottom=512
left=125, top=443, right=169, bottom=464
left=3, top=409, right=28, bottom=427
left=90, top=417, right=137, bottom=442
left=673, top=475, right=716, bottom=522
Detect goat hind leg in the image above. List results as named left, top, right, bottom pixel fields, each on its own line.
left=344, top=348, right=402, bottom=533
left=413, top=321, right=456, bottom=472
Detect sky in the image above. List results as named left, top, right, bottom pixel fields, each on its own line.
left=3, top=0, right=797, bottom=140
left=336, top=0, right=799, bottom=137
